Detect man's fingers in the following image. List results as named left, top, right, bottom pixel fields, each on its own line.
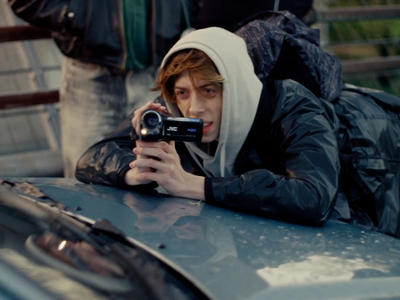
left=134, top=143, right=175, bottom=163
left=132, top=102, right=166, bottom=130
left=131, top=157, right=161, bottom=169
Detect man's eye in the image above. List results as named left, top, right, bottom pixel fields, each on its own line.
left=176, top=90, right=188, bottom=98
left=203, top=88, right=216, bottom=96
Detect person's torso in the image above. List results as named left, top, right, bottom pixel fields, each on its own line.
left=55, top=0, right=197, bottom=71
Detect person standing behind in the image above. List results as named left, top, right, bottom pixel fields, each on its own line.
left=8, top=0, right=198, bottom=177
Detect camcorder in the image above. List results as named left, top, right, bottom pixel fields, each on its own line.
left=136, top=109, right=203, bottom=142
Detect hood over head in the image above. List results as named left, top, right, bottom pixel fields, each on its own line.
left=161, top=27, right=263, bottom=177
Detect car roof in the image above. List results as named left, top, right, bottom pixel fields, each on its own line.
left=7, top=177, right=400, bottom=300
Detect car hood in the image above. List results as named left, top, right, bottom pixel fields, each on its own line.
left=6, top=177, right=400, bottom=300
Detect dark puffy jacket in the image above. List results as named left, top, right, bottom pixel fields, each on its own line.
left=8, top=0, right=198, bottom=70
left=235, top=11, right=342, bottom=102
left=76, top=79, right=341, bottom=226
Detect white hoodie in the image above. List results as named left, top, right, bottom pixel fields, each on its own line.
left=161, top=27, right=263, bottom=177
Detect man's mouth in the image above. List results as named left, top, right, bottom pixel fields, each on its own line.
left=203, top=122, right=212, bottom=134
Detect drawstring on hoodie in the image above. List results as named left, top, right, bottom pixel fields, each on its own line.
left=220, top=143, right=226, bottom=177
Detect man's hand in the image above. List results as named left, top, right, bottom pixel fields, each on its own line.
left=131, top=101, right=166, bottom=134
left=124, top=101, right=167, bottom=186
left=128, top=140, right=205, bottom=200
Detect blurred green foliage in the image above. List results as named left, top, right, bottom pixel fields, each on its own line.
left=329, top=19, right=400, bottom=43
left=326, top=0, right=400, bottom=44
left=320, top=0, right=400, bottom=96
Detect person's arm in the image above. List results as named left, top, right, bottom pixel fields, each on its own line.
left=8, top=0, right=85, bottom=35
left=75, top=138, right=136, bottom=187
left=75, top=102, right=168, bottom=189
left=205, top=80, right=340, bottom=226
left=75, top=133, right=137, bottom=188
left=75, top=114, right=150, bottom=188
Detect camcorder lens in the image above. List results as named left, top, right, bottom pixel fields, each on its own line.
left=143, top=111, right=160, bottom=129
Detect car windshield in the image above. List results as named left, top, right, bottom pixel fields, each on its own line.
left=0, top=179, right=210, bottom=300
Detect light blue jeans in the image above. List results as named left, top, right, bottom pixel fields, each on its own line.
left=60, top=57, right=159, bottom=177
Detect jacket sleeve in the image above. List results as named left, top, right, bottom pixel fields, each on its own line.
left=75, top=117, right=142, bottom=188
left=205, top=80, right=340, bottom=226
left=8, top=0, right=86, bottom=35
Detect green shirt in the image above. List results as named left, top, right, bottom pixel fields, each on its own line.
left=121, top=0, right=150, bottom=71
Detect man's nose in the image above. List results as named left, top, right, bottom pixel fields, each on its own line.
left=189, top=92, right=204, bottom=116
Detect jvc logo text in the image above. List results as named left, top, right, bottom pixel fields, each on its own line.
left=167, top=126, right=178, bottom=132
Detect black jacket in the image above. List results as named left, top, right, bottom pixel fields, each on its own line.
left=332, top=84, right=400, bottom=238
left=8, top=0, right=198, bottom=70
left=75, top=79, right=340, bottom=226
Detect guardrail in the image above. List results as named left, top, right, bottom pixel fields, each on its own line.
left=0, top=90, right=59, bottom=109
left=317, top=4, right=400, bottom=22
left=316, top=5, right=400, bottom=79
left=0, top=25, right=59, bottom=109
left=0, top=25, right=52, bottom=42
left=341, top=56, right=400, bottom=74
left=1, top=4, right=400, bottom=109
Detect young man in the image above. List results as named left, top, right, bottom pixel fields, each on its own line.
left=76, top=27, right=340, bottom=226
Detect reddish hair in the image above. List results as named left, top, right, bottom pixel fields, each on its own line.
left=152, top=49, right=225, bottom=102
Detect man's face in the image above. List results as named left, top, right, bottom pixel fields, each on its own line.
left=173, top=70, right=223, bottom=143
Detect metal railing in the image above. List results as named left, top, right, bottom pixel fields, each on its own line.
left=0, top=90, right=59, bottom=109
left=317, top=4, right=400, bottom=22
left=0, top=25, right=51, bottom=42
left=0, top=17, right=63, bottom=177
left=0, top=25, right=59, bottom=109
left=315, top=4, right=400, bottom=86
